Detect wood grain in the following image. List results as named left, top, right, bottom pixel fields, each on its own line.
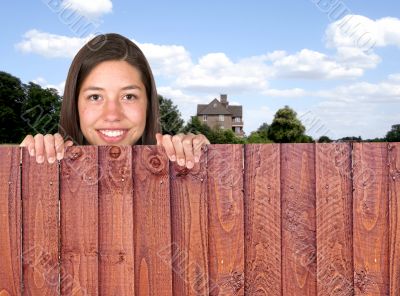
left=316, top=143, right=353, bottom=295
left=22, top=148, right=60, bottom=296
left=353, top=143, right=389, bottom=295
left=60, top=146, right=98, bottom=296
left=133, top=145, right=173, bottom=295
left=281, top=143, right=317, bottom=296
left=0, top=147, right=21, bottom=296
left=388, top=143, right=400, bottom=296
left=244, top=144, right=281, bottom=295
left=98, top=146, right=134, bottom=295
left=170, top=148, right=209, bottom=295
left=207, top=144, right=245, bottom=295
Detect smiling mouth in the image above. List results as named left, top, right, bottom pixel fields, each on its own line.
left=96, top=129, right=129, bottom=143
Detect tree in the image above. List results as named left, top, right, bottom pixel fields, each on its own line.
left=267, top=106, right=310, bottom=143
left=158, top=95, right=184, bottom=135
left=317, top=135, right=333, bottom=143
left=338, top=136, right=362, bottom=142
left=0, top=71, right=26, bottom=143
left=386, top=124, right=400, bottom=142
left=21, top=82, right=61, bottom=136
left=0, top=72, right=63, bottom=144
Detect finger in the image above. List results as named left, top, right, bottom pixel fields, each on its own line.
left=182, top=135, right=195, bottom=169
left=155, top=133, right=163, bottom=146
left=44, top=134, right=56, bottom=164
left=20, top=135, right=35, bottom=156
left=193, top=135, right=204, bottom=162
left=161, top=134, right=176, bottom=161
left=54, top=133, right=65, bottom=160
left=172, top=134, right=185, bottom=166
left=34, top=134, right=45, bottom=163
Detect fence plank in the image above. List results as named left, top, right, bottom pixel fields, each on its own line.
left=98, top=146, right=134, bottom=295
left=244, top=144, right=281, bottom=295
left=389, top=142, right=400, bottom=296
left=133, top=146, right=173, bottom=295
left=22, top=149, right=60, bottom=295
left=316, top=143, right=353, bottom=295
left=353, top=143, right=389, bottom=295
left=281, top=143, right=316, bottom=296
left=60, top=146, right=98, bottom=296
left=0, top=147, right=21, bottom=296
left=170, top=150, right=209, bottom=295
left=207, top=144, right=245, bottom=295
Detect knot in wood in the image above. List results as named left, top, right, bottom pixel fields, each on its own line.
left=147, top=155, right=165, bottom=174
left=109, top=146, right=121, bottom=158
left=68, top=147, right=82, bottom=160
left=176, top=167, right=189, bottom=177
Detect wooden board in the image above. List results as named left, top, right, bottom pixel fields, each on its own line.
left=281, top=143, right=317, bottom=296
left=353, top=143, right=389, bottom=295
left=98, top=146, right=135, bottom=295
left=0, top=147, right=21, bottom=296
left=316, top=143, right=353, bottom=295
left=60, top=146, right=99, bottom=296
left=133, top=145, right=173, bottom=295
left=170, top=148, right=209, bottom=295
left=22, top=148, right=60, bottom=295
left=244, top=144, right=281, bottom=295
left=207, top=144, right=245, bottom=295
left=389, top=142, right=400, bottom=295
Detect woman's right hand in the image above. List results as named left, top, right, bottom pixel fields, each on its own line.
left=20, top=133, right=74, bottom=164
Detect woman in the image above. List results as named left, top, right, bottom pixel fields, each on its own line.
left=20, top=33, right=209, bottom=169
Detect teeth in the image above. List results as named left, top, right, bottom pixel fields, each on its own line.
left=99, top=130, right=124, bottom=137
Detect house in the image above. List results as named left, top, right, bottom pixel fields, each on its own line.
left=196, top=94, right=244, bottom=137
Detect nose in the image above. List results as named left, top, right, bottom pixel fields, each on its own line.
left=102, top=99, right=123, bottom=122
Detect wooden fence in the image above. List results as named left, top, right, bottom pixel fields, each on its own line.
left=0, top=143, right=399, bottom=296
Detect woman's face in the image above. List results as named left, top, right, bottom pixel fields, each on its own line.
left=78, top=60, right=147, bottom=145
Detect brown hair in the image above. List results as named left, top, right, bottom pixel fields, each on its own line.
left=59, top=33, right=160, bottom=145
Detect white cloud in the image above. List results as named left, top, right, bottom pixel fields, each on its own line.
left=15, top=29, right=92, bottom=58
left=326, top=15, right=400, bottom=51
left=138, top=42, right=193, bottom=77
left=271, top=49, right=364, bottom=79
left=62, top=0, right=112, bottom=19
left=32, top=77, right=65, bottom=95
left=263, top=88, right=307, bottom=98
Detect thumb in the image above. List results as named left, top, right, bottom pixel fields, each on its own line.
left=155, top=133, right=163, bottom=146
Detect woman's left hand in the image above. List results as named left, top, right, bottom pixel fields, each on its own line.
left=156, top=133, right=210, bottom=169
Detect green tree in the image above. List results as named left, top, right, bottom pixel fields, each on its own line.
left=158, top=95, right=184, bottom=135
left=267, top=106, right=310, bottom=143
left=317, top=135, right=333, bottom=143
left=0, top=71, right=26, bottom=143
left=386, top=124, right=400, bottom=142
left=21, top=82, right=61, bottom=136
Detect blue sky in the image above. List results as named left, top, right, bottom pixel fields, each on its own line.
left=1, top=0, right=400, bottom=139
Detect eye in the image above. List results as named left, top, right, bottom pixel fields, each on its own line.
left=124, top=94, right=137, bottom=101
left=88, top=94, right=101, bottom=101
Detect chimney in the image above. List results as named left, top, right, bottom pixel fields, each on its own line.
left=220, top=94, right=228, bottom=108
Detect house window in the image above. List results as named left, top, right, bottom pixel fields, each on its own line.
left=203, top=115, right=207, bottom=121
left=219, top=115, right=224, bottom=122
left=235, top=127, right=241, bottom=133
left=234, top=117, right=241, bottom=123
left=220, top=126, right=224, bottom=129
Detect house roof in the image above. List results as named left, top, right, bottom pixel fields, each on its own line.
left=227, top=105, right=242, bottom=117
left=197, top=98, right=231, bottom=115
left=197, top=98, right=242, bottom=116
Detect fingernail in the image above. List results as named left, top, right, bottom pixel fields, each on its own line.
left=178, top=159, right=185, bottom=166
left=194, top=156, right=200, bottom=163
left=37, top=156, right=44, bottom=163
left=170, top=155, right=176, bottom=161
left=187, top=161, right=194, bottom=169
left=48, top=157, right=55, bottom=164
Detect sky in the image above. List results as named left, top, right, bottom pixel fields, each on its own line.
left=1, top=0, right=400, bottom=140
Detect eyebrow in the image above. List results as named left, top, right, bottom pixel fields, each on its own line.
left=82, top=85, right=142, bottom=92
